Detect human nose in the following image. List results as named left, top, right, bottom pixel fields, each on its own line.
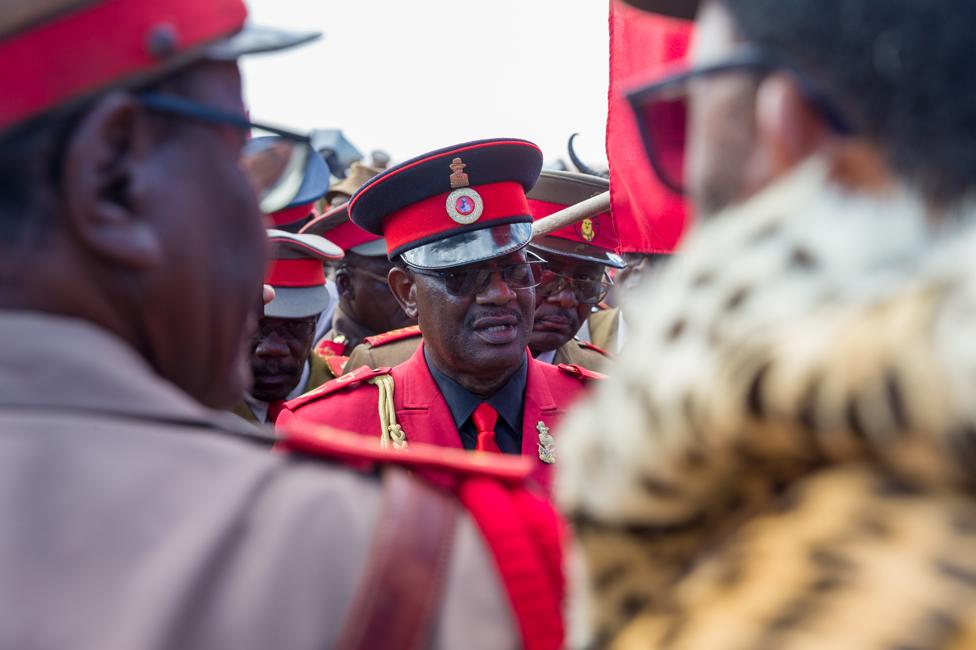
left=255, top=331, right=289, bottom=358
left=476, top=270, right=518, bottom=305
left=547, top=282, right=579, bottom=308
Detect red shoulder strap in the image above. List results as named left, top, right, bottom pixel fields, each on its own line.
left=325, top=355, right=348, bottom=377
left=574, top=338, right=610, bottom=357
left=285, top=365, right=391, bottom=410
left=557, top=363, right=607, bottom=381
left=364, top=324, right=422, bottom=347
left=458, top=478, right=564, bottom=650
left=315, top=337, right=348, bottom=357
left=278, top=423, right=534, bottom=485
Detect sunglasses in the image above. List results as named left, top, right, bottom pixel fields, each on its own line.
left=409, top=255, right=546, bottom=297
left=139, top=92, right=319, bottom=214
left=625, top=47, right=852, bottom=195
left=538, top=270, right=613, bottom=305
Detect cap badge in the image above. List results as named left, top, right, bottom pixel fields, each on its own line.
left=446, top=158, right=484, bottom=224
left=449, top=158, right=470, bottom=189
left=537, top=421, right=555, bottom=464
left=580, top=218, right=596, bottom=242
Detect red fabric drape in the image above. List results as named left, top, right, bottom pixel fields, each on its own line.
left=607, top=2, right=693, bottom=253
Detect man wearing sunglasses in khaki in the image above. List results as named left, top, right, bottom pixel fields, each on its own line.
left=278, top=138, right=601, bottom=493
left=558, top=0, right=976, bottom=647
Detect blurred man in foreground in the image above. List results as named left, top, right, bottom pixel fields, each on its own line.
left=558, top=0, right=976, bottom=647
left=0, top=3, right=559, bottom=648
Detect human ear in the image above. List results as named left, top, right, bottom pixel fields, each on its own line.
left=387, top=267, right=419, bottom=320
left=753, top=73, right=830, bottom=178
left=60, top=91, right=163, bottom=271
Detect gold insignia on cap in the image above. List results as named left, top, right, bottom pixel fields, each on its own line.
left=449, top=157, right=470, bottom=189
left=537, top=421, right=555, bottom=464
left=580, top=218, right=596, bottom=242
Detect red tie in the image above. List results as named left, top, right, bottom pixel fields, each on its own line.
left=472, top=403, right=501, bottom=453
left=267, top=400, right=286, bottom=424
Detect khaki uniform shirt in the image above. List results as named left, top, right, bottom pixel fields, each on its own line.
left=0, top=312, right=515, bottom=650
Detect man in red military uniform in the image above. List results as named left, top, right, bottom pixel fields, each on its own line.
left=278, top=138, right=601, bottom=491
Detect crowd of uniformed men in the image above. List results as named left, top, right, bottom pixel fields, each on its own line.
left=4, top=0, right=976, bottom=647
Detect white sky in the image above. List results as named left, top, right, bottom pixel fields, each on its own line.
left=241, top=0, right=610, bottom=169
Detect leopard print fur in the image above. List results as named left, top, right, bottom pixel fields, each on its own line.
left=556, top=158, right=976, bottom=648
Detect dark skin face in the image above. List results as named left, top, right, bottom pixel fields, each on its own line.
left=2, top=61, right=266, bottom=408
left=529, top=252, right=605, bottom=356
left=336, top=251, right=413, bottom=334
left=249, top=315, right=316, bottom=402
left=388, top=250, right=535, bottom=397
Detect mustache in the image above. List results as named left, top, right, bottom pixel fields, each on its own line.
left=464, top=307, right=523, bottom=328
left=253, top=362, right=302, bottom=376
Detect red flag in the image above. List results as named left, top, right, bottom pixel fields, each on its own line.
left=607, top=1, right=692, bottom=253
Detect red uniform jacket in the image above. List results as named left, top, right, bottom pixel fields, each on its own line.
left=277, top=343, right=601, bottom=492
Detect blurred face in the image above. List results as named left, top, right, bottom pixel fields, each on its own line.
left=530, top=253, right=605, bottom=355
left=338, top=252, right=412, bottom=334
left=407, top=251, right=535, bottom=386
left=686, top=2, right=761, bottom=217
left=141, top=63, right=266, bottom=408
left=249, top=316, right=316, bottom=402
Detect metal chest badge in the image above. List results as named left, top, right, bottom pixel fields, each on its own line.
left=446, top=157, right=484, bottom=225
left=537, top=421, right=555, bottom=464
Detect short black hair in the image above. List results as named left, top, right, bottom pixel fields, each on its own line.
left=721, top=0, right=976, bottom=205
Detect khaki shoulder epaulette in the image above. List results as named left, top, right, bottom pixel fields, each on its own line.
left=364, top=324, right=422, bottom=348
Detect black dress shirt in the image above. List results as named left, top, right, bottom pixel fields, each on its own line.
left=424, top=350, right=528, bottom=454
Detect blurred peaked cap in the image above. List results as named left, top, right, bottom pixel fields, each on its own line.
left=326, top=161, right=383, bottom=202
left=299, top=202, right=386, bottom=256
left=264, top=229, right=342, bottom=319
left=620, top=0, right=699, bottom=19
left=527, top=170, right=624, bottom=269
left=348, top=137, right=543, bottom=269
left=267, top=229, right=343, bottom=263
left=0, top=0, right=320, bottom=134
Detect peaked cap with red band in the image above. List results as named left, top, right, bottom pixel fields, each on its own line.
left=348, top=138, right=544, bottom=270
left=300, top=203, right=387, bottom=257
left=0, top=0, right=319, bottom=135
left=528, top=170, right=624, bottom=269
left=263, top=136, right=332, bottom=231
left=265, top=229, right=343, bottom=319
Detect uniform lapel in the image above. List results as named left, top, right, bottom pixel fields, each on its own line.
left=392, top=343, right=465, bottom=450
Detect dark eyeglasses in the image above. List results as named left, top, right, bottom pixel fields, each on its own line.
left=138, top=92, right=319, bottom=214
left=538, top=270, right=613, bottom=305
left=625, top=47, right=852, bottom=195
left=254, top=317, right=317, bottom=341
left=409, top=256, right=546, bottom=297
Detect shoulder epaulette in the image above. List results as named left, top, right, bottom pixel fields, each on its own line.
left=364, top=324, right=422, bottom=348
left=285, top=364, right=392, bottom=410
left=574, top=338, right=610, bottom=357
left=324, top=355, right=349, bottom=377
left=279, top=422, right=534, bottom=484
left=315, top=336, right=348, bottom=357
left=557, top=363, right=607, bottom=381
